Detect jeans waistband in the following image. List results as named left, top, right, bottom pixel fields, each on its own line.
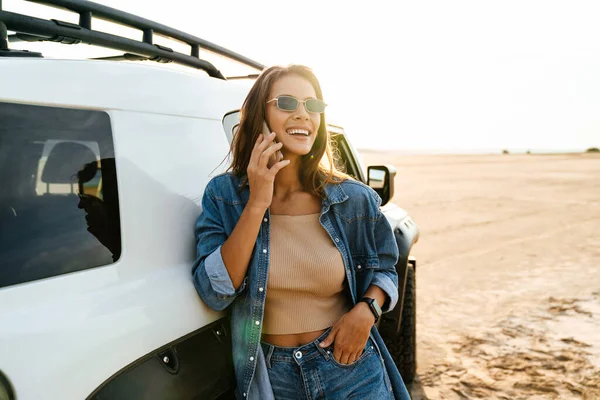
left=260, top=328, right=374, bottom=368
left=260, top=328, right=334, bottom=367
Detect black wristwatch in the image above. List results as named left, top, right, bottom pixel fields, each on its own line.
left=359, top=297, right=382, bottom=323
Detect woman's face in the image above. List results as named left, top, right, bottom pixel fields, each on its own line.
left=265, top=74, right=321, bottom=158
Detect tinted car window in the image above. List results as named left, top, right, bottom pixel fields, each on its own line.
left=0, top=102, right=121, bottom=288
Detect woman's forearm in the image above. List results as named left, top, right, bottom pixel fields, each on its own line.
left=220, top=204, right=266, bottom=289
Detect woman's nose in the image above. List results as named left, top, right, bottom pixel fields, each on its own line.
left=293, top=107, right=310, bottom=120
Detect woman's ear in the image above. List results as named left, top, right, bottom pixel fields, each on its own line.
left=263, top=109, right=271, bottom=130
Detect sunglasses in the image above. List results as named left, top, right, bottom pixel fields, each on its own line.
left=266, top=95, right=327, bottom=114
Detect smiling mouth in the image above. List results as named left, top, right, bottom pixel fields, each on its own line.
left=286, top=128, right=310, bottom=136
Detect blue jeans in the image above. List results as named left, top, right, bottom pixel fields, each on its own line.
left=260, top=329, right=394, bottom=400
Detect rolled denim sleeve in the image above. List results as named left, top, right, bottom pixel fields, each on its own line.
left=370, top=197, right=400, bottom=313
left=192, top=185, right=246, bottom=311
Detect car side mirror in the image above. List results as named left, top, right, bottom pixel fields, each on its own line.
left=367, top=165, right=396, bottom=206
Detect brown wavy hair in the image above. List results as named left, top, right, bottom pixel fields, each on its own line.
left=227, top=65, right=350, bottom=197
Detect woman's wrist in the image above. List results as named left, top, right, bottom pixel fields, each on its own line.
left=245, top=200, right=268, bottom=215
left=362, top=286, right=387, bottom=314
left=353, top=301, right=376, bottom=325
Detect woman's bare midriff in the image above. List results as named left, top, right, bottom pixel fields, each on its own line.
left=264, top=195, right=328, bottom=348
left=261, top=328, right=328, bottom=347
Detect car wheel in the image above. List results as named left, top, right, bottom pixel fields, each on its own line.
left=379, top=262, right=416, bottom=384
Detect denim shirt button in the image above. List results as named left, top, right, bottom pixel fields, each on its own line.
left=249, top=356, right=254, bottom=361
left=357, top=265, right=362, bottom=270
left=259, top=287, right=264, bottom=292
left=262, top=249, right=267, bottom=253
left=263, top=218, right=268, bottom=222
left=334, top=238, right=339, bottom=243
left=255, top=320, right=260, bottom=325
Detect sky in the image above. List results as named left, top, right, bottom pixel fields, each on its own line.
left=4, top=0, right=600, bottom=152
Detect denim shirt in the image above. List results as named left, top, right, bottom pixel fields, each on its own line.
left=192, top=173, right=411, bottom=400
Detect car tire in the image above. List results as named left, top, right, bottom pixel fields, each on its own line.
left=380, top=262, right=416, bottom=384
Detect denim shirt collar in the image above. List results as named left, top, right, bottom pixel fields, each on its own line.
left=323, top=182, right=349, bottom=208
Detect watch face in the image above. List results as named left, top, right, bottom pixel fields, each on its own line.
left=372, top=299, right=382, bottom=317
left=362, top=297, right=382, bottom=321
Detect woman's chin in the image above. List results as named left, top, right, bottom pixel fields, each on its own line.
left=282, top=144, right=314, bottom=158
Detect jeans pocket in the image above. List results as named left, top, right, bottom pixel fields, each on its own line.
left=327, top=340, right=375, bottom=368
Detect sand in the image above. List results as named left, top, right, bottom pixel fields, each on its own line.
left=360, top=152, right=600, bottom=400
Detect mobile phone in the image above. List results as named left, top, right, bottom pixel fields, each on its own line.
left=262, top=121, right=283, bottom=168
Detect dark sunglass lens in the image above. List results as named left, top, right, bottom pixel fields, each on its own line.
left=277, top=96, right=299, bottom=111
left=306, top=99, right=326, bottom=113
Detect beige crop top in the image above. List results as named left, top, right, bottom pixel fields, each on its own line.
left=262, top=213, right=351, bottom=334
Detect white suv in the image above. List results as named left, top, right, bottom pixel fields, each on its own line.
left=0, top=2, right=419, bottom=399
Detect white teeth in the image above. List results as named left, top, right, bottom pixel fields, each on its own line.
left=287, top=129, right=310, bottom=136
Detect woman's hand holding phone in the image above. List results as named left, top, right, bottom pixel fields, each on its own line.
left=246, top=128, right=290, bottom=211
left=262, top=122, right=284, bottom=168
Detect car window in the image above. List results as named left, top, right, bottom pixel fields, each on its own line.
left=331, top=134, right=364, bottom=182
left=0, top=102, right=121, bottom=288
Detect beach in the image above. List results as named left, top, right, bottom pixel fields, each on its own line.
left=360, top=152, right=600, bottom=399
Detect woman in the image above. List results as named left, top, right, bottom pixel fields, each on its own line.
left=192, top=65, right=411, bottom=400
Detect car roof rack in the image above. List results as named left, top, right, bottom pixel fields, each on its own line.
left=0, top=0, right=265, bottom=79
